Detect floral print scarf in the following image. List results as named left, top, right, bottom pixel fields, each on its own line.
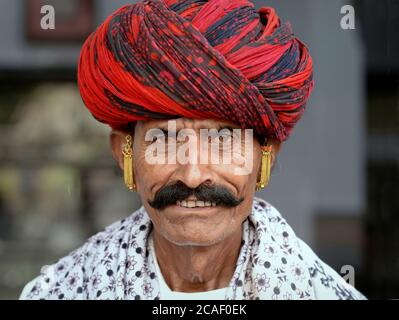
left=20, top=198, right=365, bottom=300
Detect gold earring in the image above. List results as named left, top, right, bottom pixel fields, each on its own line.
left=122, top=134, right=136, bottom=191
left=256, top=145, right=272, bottom=191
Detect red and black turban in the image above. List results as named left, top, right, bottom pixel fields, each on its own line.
left=78, top=0, right=314, bottom=142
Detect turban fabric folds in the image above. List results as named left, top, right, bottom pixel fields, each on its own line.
left=78, top=0, right=314, bottom=142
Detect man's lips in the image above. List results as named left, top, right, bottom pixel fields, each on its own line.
left=176, top=200, right=217, bottom=208
left=164, top=203, right=221, bottom=218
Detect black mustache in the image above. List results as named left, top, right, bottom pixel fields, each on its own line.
left=148, top=181, right=244, bottom=210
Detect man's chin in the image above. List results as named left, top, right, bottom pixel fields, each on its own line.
left=149, top=204, right=239, bottom=246
left=157, top=221, right=231, bottom=247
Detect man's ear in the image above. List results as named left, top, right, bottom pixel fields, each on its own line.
left=110, top=130, right=128, bottom=170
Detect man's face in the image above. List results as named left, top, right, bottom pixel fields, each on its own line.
left=112, top=118, right=270, bottom=246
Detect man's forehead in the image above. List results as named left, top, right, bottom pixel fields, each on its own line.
left=137, top=118, right=241, bottom=131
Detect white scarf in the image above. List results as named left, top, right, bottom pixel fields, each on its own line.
left=20, top=198, right=365, bottom=300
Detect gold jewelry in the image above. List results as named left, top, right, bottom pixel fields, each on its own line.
left=122, top=134, right=136, bottom=191
left=256, top=145, right=272, bottom=191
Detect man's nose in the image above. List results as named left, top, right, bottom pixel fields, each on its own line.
left=175, top=162, right=214, bottom=190
left=172, top=137, right=215, bottom=189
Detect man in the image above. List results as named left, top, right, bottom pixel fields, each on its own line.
left=20, top=0, right=365, bottom=300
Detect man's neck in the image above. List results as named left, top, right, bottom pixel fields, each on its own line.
left=152, top=228, right=242, bottom=292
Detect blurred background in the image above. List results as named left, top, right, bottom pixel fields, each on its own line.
left=0, top=0, right=397, bottom=299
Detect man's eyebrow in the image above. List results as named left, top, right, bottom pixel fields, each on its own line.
left=150, top=124, right=238, bottom=133
left=159, top=128, right=169, bottom=135
left=218, top=125, right=236, bottom=131
left=151, top=127, right=175, bottom=136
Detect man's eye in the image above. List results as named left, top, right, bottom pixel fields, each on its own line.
left=151, top=135, right=177, bottom=143
left=217, top=132, right=233, bottom=142
left=150, top=135, right=164, bottom=143
left=221, top=132, right=233, bottom=139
